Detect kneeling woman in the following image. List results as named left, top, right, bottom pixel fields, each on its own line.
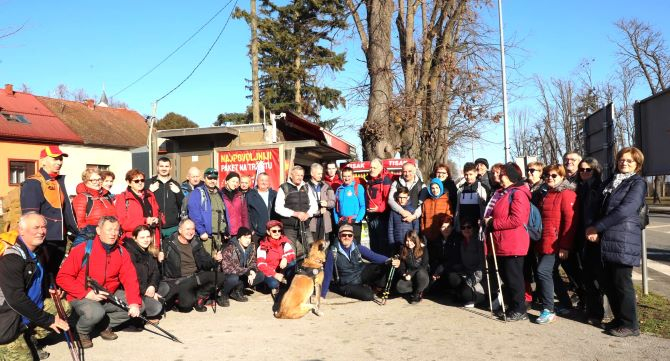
left=124, top=225, right=163, bottom=320
left=395, top=231, right=430, bottom=304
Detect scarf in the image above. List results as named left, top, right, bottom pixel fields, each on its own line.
left=603, top=172, right=635, bottom=196
left=128, top=187, right=153, bottom=217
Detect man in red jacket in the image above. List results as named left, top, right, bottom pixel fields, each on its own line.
left=56, top=216, right=141, bottom=349
left=365, top=158, right=394, bottom=254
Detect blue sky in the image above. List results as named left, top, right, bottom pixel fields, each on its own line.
left=2, top=0, right=669, bottom=170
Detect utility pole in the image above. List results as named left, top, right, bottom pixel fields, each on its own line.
left=251, top=0, right=260, bottom=123
left=498, top=0, right=510, bottom=162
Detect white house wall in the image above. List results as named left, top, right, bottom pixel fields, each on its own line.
left=59, top=145, right=133, bottom=196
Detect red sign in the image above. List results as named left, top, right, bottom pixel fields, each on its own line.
left=218, top=148, right=281, bottom=189
left=345, top=158, right=417, bottom=174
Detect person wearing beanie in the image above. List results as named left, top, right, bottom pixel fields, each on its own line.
left=219, top=226, right=265, bottom=306
left=222, top=172, right=250, bottom=238
left=474, top=158, right=495, bottom=197
left=484, top=162, right=532, bottom=321
left=321, top=224, right=401, bottom=301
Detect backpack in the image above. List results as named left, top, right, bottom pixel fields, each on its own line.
left=0, top=230, right=19, bottom=256
left=1, top=185, right=23, bottom=233
left=508, top=189, right=542, bottom=241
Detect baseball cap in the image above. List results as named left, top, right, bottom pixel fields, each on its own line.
left=204, top=168, right=218, bottom=178
left=338, top=224, right=354, bottom=234
left=40, top=145, right=68, bottom=158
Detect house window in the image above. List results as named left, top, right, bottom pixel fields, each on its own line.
left=9, top=160, right=36, bottom=185
left=86, top=164, right=110, bottom=171
left=1, top=112, right=31, bottom=124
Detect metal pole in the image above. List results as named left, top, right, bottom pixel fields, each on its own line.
left=642, top=229, right=649, bottom=295
left=147, top=102, right=158, bottom=178
left=497, top=0, right=510, bottom=163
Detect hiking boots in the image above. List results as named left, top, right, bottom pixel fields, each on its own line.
left=504, top=311, right=528, bottom=322
left=217, top=294, right=231, bottom=307
left=100, top=328, right=118, bottom=340
left=194, top=297, right=208, bottom=312
left=230, top=287, right=249, bottom=302
left=535, top=309, right=556, bottom=324
left=608, top=327, right=640, bottom=337
left=78, top=333, right=93, bottom=349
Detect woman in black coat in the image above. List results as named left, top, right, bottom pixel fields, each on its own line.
left=395, top=231, right=429, bottom=304
left=125, top=225, right=163, bottom=319
left=586, top=147, right=646, bottom=337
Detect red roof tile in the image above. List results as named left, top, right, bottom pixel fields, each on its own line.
left=0, top=89, right=83, bottom=144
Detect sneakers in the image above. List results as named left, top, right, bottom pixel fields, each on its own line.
left=463, top=302, right=476, bottom=308
left=608, top=327, right=640, bottom=337
left=99, top=328, right=118, bottom=341
left=505, top=311, right=528, bottom=322
left=536, top=309, right=556, bottom=324
left=78, top=333, right=93, bottom=349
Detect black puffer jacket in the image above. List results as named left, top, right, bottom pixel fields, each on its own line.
left=124, top=240, right=160, bottom=295
left=398, top=245, right=429, bottom=276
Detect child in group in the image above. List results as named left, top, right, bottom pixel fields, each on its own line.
left=387, top=186, right=420, bottom=257
left=455, top=162, right=488, bottom=229
left=396, top=231, right=430, bottom=304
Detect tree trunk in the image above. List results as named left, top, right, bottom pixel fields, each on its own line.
left=294, top=54, right=302, bottom=114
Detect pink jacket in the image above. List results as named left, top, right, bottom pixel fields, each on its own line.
left=490, top=184, right=531, bottom=257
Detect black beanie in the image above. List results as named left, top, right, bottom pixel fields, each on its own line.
left=226, top=172, right=240, bottom=181
left=502, top=163, right=523, bottom=184
left=474, top=158, right=489, bottom=169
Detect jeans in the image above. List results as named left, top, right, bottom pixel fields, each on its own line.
left=367, top=212, right=389, bottom=254
left=284, top=224, right=314, bottom=259
left=263, top=261, right=296, bottom=290
left=70, top=289, right=143, bottom=334
left=536, top=253, right=572, bottom=312
left=142, top=296, right=163, bottom=317
left=222, top=272, right=265, bottom=295
left=601, top=262, right=638, bottom=329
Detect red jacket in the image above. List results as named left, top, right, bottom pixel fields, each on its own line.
left=72, top=183, right=117, bottom=229
left=365, top=170, right=394, bottom=214
left=256, top=235, right=296, bottom=276
left=324, top=174, right=342, bottom=191
left=56, top=236, right=142, bottom=306
left=490, top=183, right=531, bottom=257
left=114, top=189, right=162, bottom=247
left=537, top=181, right=578, bottom=255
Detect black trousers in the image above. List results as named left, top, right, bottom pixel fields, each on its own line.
left=160, top=271, right=226, bottom=311
left=333, top=263, right=389, bottom=301
left=396, top=269, right=430, bottom=296
left=497, top=256, right=526, bottom=314
left=42, top=241, right=67, bottom=277
left=582, top=243, right=604, bottom=320
left=367, top=212, right=389, bottom=254
left=601, top=261, right=638, bottom=329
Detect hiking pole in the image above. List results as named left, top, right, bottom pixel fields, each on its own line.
left=87, top=277, right=183, bottom=343
left=212, top=210, right=225, bottom=314
left=487, top=227, right=507, bottom=321
left=50, top=283, right=81, bottom=361
left=379, top=255, right=398, bottom=306
left=481, top=227, right=494, bottom=317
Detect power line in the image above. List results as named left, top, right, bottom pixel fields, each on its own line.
left=112, top=1, right=235, bottom=98
left=155, top=0, right=238, bottom=104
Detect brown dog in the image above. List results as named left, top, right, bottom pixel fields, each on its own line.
left=274, top=239, right=327, bottom=319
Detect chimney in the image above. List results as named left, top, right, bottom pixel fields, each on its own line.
left=4, top=84, right=14, bottom=96
left=86, top=99, right=95, bottom=109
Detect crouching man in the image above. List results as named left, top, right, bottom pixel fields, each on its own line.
left=321, top=224, right=400, bottom=301
left=0, top=213, right=70, bottom=360
left=159, top=219, right=224, bottom=312
left=56, top=216, right=142, bottom=349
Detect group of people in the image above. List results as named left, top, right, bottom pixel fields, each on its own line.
left=0, top=144, right=649, bottom=360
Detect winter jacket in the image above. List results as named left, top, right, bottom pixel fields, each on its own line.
left=432, top=233, right=483, bottom=277
left=246, top=188, right=277, bottom=237
left=324, top=174, right=342, bottom=191
left=321, top=242, right=388, bottom=297
left=489, top=183, right=531, bottom=257
left=398, top=246, right=429, bottom=276
left=114, top=189, right=161, bottom=246
left=220, top=237, right=258, bottom=275
left=442, top=179, right=458, bottom=214
left=123, top=240, right=160, bottom=295
left=576, top=177, right=602, bottom=247
left=0, top=238, right=54, bottom=344
left=537, top=180, right=578, bottom=255
left=56, top=236, right=142, bottom=305
left=20, top=168, right=78, bottom=241
left=308, top=181, right=335, bottom=234
left=187, top=185, right=227, bottom=237
left=592, top=174, right=646, bottom=267
left=454, top=180, right=487, bottom=229
left=365, top=170, right=394, bottom=214
left=160, top=232, right=218, bottom=280
left=334, top=181, right=366, bottom=224
left=388, top=203, right=420, bottom=249
left=72, top=183, right=117, bottom=229
left=256, top=235, right=296, bottom=277
left=420, top=178, right=453, bottom=242
left=529, top=180, right=549, bottom=207
left=222, top=188, right=249, bottom=236
left=147, top=176, right=184, bottom=229
left=388, top=176, right=425, bottom=217
left=275, top=180, right=318, bottom=228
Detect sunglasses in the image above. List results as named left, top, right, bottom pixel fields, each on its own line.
left=527, top=169, right=540, bottom=174
left=88, top=178, right=102, bottom=182
left=543, top=174, right=559, bottom=179
left=131, top=179, right=145, bottom=184
left=269, top=229, right=282, bottom=234
left=340, top=233, right=354, bottom=238
left=206, top=176, right=218, bottom=180
left=578, top=168, right=592, bottom=173
left=461, top=225, right=473, bottom=230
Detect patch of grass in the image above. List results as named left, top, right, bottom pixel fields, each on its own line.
left=637, top=286, right=670, bottom=338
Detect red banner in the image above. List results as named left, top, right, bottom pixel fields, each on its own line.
left=217, top=148, right=281, bottom=189
left=345, top=158, right=417, bottom=175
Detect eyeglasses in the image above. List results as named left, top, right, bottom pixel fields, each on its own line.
left=461, top=225, right=473, bottom=230
left=618, top=159, right=635, bottom=164
left=544, top=174, right=559, bottom=179
left=206, top=176, right=218, bottom=180
left=269, top=229, right=282, bottom=234
left=340, top=233, right=354, bottom=238
left=578, top=168, right=592, bottom=173
left=88, top=178, right=102, bottom=182
left=131, top=179, right=145, bottom=184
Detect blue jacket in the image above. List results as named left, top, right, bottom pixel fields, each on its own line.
left=321, top=242, right=389, bottom=298
left=187, top=185, right=224, bottom=236
left=245, top=188, right=277, bottom=237
left=387, top=203, right=419, bottom=248
left=333, top=182, right=366, bottom=223
left=20, top=168, right=77, bottom=241
left=592, top=174, right=646, bottom=267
